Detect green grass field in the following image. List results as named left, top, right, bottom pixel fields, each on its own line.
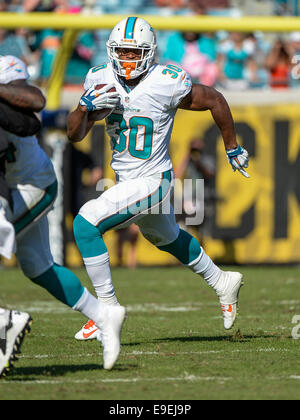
left=0, top=265, right=299, bottom=400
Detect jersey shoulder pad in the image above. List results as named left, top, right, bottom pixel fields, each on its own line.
left=83, top=63, right=111, bottom=91
left=153, top=64, right=192, bottom=108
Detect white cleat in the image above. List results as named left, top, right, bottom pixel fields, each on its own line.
left=0, top=310, right=32, bottom=378
left=217, top=271, right=244, bottom=330
left=74, top=320, right=100, bottom=341
left=97, top=304, right=126, bottom=371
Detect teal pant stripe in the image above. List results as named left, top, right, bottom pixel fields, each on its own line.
left=98, top=170, right=172, bottom=235
left=14, top=181, right=58, bottom=235
left=74, top=171, right=172, bottom=259
left=31, top=264, right=85, bottom=308
left=158, top=229, right=202, bottom=265
left=73, top=214, right=108, bottom=259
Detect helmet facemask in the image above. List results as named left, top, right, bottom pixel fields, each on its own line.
left=107, top=44, right=156, bottom=80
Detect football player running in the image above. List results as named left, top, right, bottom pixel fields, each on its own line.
left=67, top=17, right=249, bottom=342
left=0, top=134, right=33, bottom=378
left=0, top=55, right=126, bottom=372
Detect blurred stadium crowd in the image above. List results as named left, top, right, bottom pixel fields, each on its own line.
left=1, top=0, right=300, bottom=89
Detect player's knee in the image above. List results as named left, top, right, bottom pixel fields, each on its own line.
left=139, top=223, right=179, bottom=247
left=19, top=255, right=54, bottom=279
left=77, top=199, right=98, bottom=223
left=73, top=214, right=84, bottom=242
left=73, top=214, right=107, bottom=259
left=73, top=214, right=97, bottom=241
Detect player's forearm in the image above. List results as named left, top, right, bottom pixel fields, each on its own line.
left=67, top=105, right=94, bottom=143
left=180, top=85, right=238, bottom=150
left=0, top=84, right=45, bottom=112
left=209, top=91, right=238, bottom=150
left=0, top=100, right=41, bottom=136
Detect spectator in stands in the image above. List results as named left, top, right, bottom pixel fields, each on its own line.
left=65, top=30, right=95, bottom=85
left=160, top=0, right=218, bottom=86
left=187, top=0, right=206, bottom=15
left=154, top=0, right=188, bottom=13
left=0, top=2, right=41, bottom=78
left=59, top=3, right=95, bottom=84
left=288, top=32, right=300, bottom=87
left=28, top=1, right=95, bottom=85
left=188, top=0, right=235, bottom=16
left=6, top=0, right=23, bottom=12
left=23, top=1, right=63, bottom=85
left=65, top=5, right=95, bottom=84
left=244, top=32, right=270, bottom=89
left=33, top=28, right=62, bottom=86
left=274, top=0, right=297, bottom=16
left=23, top=0, right=54, bottom=12
left=217, top=31, right=254, bottom=90
left=0, top=29, right=28, bottom=61
left=265, top=39, right=292, bottom=89
left=162, top=31, right=218, bottom=86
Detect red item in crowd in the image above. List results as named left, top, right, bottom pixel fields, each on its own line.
left=270, top=63, right=290, bottom=89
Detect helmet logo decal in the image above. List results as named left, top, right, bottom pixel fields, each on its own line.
left=124, top=17, right=138, bottom=40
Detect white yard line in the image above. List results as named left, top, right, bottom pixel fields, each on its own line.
left=19, top=347, right=290, bottom=360
left=7, top=299, right=300, bottom=315
left=0, top=375, right=232, bottom=385
left=2, top=375, right=300, bottom=386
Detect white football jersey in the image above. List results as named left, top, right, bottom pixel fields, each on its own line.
left=0, top=55, right=56, bottom=189
left=84, top=62, right=192, bottom=180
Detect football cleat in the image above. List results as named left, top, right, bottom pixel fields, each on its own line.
left=96, top=304, right=126, bottom=370
left=0, top=310, right=32, bottom=378
left=74, top=319, right=100, bottom=341
left=217, top=271, right=244, bottom=330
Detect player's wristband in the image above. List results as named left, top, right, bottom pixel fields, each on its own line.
left=226, top=144, right=243, bottom=158
left=79, top=96, right=95, bottom=112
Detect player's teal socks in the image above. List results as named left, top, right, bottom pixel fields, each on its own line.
left=158, top=229, right=221, bottom=287
left=30, top=264, right=85, bottom=308
left=158, top=229, right=202, bottom=265
left=73, top=215, right=117, bottom=305
left=73, top=214, right=108, bottom=258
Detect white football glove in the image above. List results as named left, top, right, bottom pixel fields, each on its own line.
left=226, top=145, right=250, bottom=178
left=79, top=83, right=120, bottom=112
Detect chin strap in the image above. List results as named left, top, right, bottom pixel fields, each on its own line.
left=122, top=62, right=136, bottom=80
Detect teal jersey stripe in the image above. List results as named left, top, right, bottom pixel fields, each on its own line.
left=124, top=17, right=137, bottom=39
left=14, top=181, right=58, bottom=235
left=97, top=171, right=172, bottom=235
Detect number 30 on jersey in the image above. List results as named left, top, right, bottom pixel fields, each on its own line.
left=107, top=114, right=154, bottom=160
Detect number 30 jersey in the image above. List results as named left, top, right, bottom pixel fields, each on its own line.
left=83, top=62, right=192, bottom=181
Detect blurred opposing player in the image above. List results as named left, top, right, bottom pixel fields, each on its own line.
left=67, top=17, right=249, bottom=341
left=0, top=55, right=126, bottom=371
left=0, top=200, right=32, bottom=379
left=0, top=135, right=32, bottom=378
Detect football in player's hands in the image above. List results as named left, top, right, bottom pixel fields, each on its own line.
left=88, top=84, right=117, bottom=121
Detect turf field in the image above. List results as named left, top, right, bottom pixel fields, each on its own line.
left=0, top=265, right=299, bottom=400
